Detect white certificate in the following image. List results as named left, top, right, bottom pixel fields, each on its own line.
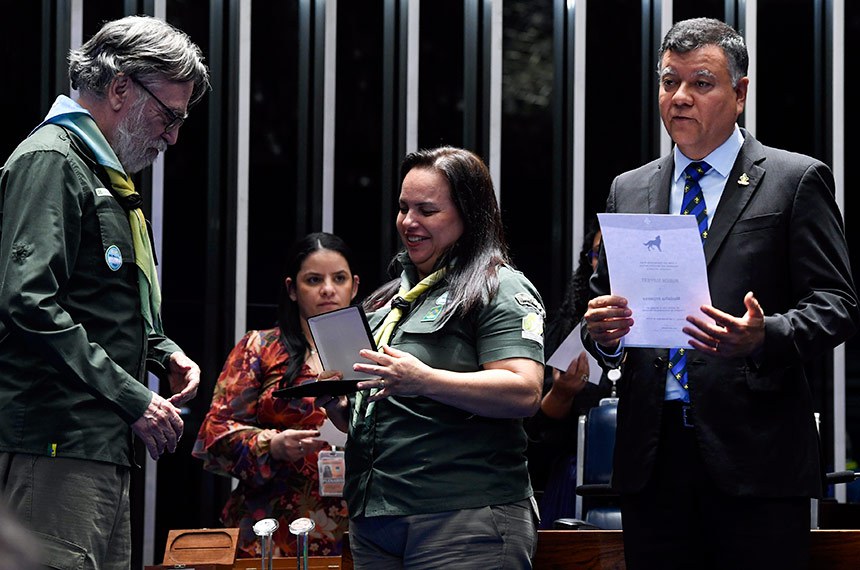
left=597, top=213, right=712, bottom=348
left=307, top=305, right=378, bottom=380
left=315, top=417, right=347, bottom=448
left=546, top=324, right=603, bottom=385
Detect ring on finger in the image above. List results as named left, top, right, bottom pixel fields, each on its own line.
left=379, top=379, right=386, bottom=389
left=299, top=441, right=304, bottom=452
left=715, top=340, right=720, bottom=351
left=580, top=374, right=589, bottom=383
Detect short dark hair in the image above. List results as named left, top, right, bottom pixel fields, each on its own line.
left=658, top=18, right=748, bottom=87
left=69, top=15, right=210, bottom=104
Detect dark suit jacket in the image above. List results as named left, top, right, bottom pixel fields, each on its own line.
left=587, top=130, right=859, bottom=498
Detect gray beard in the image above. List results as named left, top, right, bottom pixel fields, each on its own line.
left=113, top=103, right=167, bottom=174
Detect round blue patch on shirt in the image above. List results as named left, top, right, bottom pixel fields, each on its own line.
left=105, top=245, right=123, bottom=271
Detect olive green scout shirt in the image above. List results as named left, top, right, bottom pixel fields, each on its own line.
left=0, top=124, right=180, bottom=466
left=345, top=260, right=546, bottom=518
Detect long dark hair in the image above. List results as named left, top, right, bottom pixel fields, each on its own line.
left=546, top=218, right=601, bottom=350
left=366, top=146, right=510, bottom=317
left=276, top=232, right=355, bottom=388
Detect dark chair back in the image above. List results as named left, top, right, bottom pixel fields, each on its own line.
left=582, top=402, right=617, bottom=486
left=572, top=399, right=622, bottom=529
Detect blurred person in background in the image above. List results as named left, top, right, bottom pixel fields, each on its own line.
left=526, top=219, right=611, bottom=527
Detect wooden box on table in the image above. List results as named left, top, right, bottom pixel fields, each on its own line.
left=144, top=528, right=239, bottom=570
left=144, top=527, right=342, bottom=570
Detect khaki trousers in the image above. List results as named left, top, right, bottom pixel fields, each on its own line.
left=0, top=453, right=131, bottom=570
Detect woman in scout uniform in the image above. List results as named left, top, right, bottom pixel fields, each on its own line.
left=330, top=146, right=546, bottom=569
left=192, top=232, right=358, bottom=557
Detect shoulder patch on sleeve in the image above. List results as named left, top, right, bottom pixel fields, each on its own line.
left=522, top=312, right=544, bottom=345
left=514, top=292, right=545, bottom=317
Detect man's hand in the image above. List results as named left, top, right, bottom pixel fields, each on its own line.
left=683, top=291, right=766, bottom=358
left=584, top=295, right=633, bottom=350
left=167, top=351, right=200, bottom=406
left=131, top=392, right=184, bottom=460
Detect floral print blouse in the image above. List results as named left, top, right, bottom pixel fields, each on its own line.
left=192, top=328, right=348, bottom=557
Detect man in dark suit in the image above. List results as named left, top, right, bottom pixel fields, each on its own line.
left=583, top=18, right=858, bottom=569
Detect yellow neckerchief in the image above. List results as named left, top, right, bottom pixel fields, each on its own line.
left=45, top=112, right=163, bottom=335
left=104, top=168, right=163, bottom=335
left=373, top=268, right=447, bottom=347
left=352, top=267, right=447, bottom=425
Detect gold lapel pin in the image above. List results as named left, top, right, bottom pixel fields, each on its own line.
left=738, top=173, right=750, bottom=186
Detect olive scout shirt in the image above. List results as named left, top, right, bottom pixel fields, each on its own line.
left=345, top=263, right=546, bottom=518
left=0, top=123, right=179, bottom=467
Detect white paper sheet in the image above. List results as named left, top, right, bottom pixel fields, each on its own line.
left=315, top=417, right=347, bottom=448
left=546, top=324, right=603, bottom=385
left=597, top=213, right=712, bottom=348
left=307, top=305, right=378, bottom=380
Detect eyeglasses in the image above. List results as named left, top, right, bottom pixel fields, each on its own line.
left=585, top=250, right=599, bottom=262
left=129, top=75, right=187, bottom=133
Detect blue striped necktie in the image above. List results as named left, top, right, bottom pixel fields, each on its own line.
left=668, top=161, right=711, bottom=400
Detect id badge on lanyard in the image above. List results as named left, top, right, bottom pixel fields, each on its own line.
left=318, top=448, right=345, bottom=497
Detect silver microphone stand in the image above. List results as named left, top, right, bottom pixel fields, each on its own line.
left=288, top=517, right=316, bottom=570
left=252, top=518, right=279, bottom=570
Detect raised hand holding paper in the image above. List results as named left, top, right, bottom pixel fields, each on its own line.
left=597, top=213, right=712, bottom=348
left=546, top=323, right=602, bottom=385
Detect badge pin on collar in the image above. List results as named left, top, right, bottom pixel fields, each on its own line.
left=738, top=173, right=750, bottom=186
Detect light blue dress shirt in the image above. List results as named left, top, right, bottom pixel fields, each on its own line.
left=594, top=126, right=745, bottom=399
left=663, top=125, right=744, bottom=401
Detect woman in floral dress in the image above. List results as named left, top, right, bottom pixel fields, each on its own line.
left=193, top=232, right=359, bottom=557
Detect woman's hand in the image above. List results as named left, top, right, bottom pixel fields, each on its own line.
left=541, top=351, right=589, bottom=420
left=354, top=345, right=431, bottom=401
left=268, top=428, right=323, bottom=462
left=317, top=369, right=343, bottom=382
left=312, top=370, right=350, bottom=432
left=551, top=351, right=590, bottom=399
left=354, top=345, right=542, bottom=418
left=314, top=395, right=350, bottom=433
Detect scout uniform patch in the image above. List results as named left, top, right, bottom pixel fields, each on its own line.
left=522, top=312, right=544, bottom=345
left=421, top=305, right=443, bottom=322
left=514, top=292, right=545, bottom=317
left=421, top=291, right=448, bottom=322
